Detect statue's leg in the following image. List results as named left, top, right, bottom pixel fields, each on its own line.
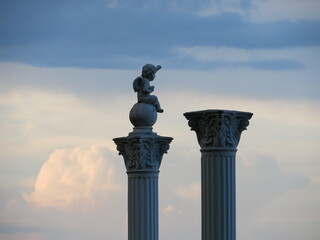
left=142, top=95, right=163, bottom=113
left=155, top=98, right=163, bottom=113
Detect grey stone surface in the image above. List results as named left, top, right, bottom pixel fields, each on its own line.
left=129, top=103, right=157, bottom=127
left=130, top=64, right=163, bottom=128
left=133, top=64, right=163, bottom=112
left=184, top=109, right=252, bottom=149
left=113, top=134, right=172, bottom=172
left=200, top=149, right=236, bottom=240
left=127, top=172, right=159, bottom=240
left=184, top=109, right=252, bottom=240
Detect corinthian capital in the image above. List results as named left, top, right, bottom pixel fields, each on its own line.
left=113, top=135, right=172, bottom=171
left=184, top=110, right=253, bottom=149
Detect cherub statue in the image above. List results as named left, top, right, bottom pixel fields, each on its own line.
left=133, top=64, right=163, bottom=113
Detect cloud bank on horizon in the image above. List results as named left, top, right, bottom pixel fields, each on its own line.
left=0, top=1, right=320, bottom=240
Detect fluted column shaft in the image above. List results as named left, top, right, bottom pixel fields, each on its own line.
left=184, top=109, right=252, bottom=240
left=128, top=171, right=159, bottom=240
left=201, top=149, right=236, bottom=240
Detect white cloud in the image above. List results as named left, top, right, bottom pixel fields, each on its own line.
left=236, top=155, right=311, bottom=240
left=0, top=62, right=136, bottom=97
left=103, top=0, right=320, bottom=22
left=250, top=0, right=320, bottom=22
left=247, top=186, right=320, bottom=240
left=19, top=178, right=36, bottom=188
left=0, top=189, right=127, bottom=240
left=196, top=0, right=320, bottom=22
left=24, top=144, right=122, bottom=208
left=163, top=204, right=176, bottom=214
left=175, top=46, right=320, bottom=64
left=197, top=0, right=245, bottom=17
left=0, top=63, right=319, bottom=239
left=310, top=177, right=320, bottom=186
left=105, top=1, right=119, bottom=9
left=0, top=233, right=45, bottom=240
left=0, top=88, right=131, bottom=174
left=174, top=182, right=200, bottom=200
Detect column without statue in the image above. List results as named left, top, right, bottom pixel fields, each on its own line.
left=184, top=110, right=252, bottom=240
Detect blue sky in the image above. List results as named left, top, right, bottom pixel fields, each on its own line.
left=0, top=1, right=320, bottom=240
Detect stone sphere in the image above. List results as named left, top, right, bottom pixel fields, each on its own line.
left=129, top=103, right=157, bottom=127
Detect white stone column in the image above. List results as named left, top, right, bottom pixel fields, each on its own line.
left=113, top=64, right=172, bottom=240
left=184, top=110, right=252, bottom=240
left=114, top=132, right=172, bottom=240
left=128, top=171, right=159, bottom=240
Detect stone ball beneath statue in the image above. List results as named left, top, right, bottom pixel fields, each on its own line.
left=129, top=103, right=157, bottom=127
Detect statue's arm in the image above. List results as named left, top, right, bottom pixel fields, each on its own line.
left=142, top=79, right=153, bottom=93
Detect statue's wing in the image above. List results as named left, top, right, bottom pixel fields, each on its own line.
left=133, top=77, right=142, bottom=92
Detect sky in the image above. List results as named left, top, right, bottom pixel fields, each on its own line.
left=0, top=0, right=320, bottom=239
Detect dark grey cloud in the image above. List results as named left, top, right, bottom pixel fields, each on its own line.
left=0, top=0, right=319, bottom=69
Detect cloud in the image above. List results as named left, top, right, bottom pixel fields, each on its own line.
left=238, top=154, right=308, bottom=205
left=196, top=0, right=320, bottom=22
left=0, top=190, right=127, bottom=240
left=174, top=46, right=320, bottom=71
left=254, top=186, right=320, bottom=240
left=0, top=233, right=45, bottom=240
left=1, top=1, right=319, bottom=69
left=249, top=0, right=320, bottom=22
left=105, top=1, right=119, bottom=9
left=175, top=46, right=318, bottom=63
left=197, top=0, right=248, bottom=17
left=0, top=62, right=319, bottom=239
left=24, top=144, right=122, bottom=208
left=0, top=86, right=133, bottom=176
left=237, top=154, right=310, bottom=239
left=163, top=204, right=176, bottom=214
left=174, top=182, right=200, bottom=200
left=0, top=62, right=136, bottom=95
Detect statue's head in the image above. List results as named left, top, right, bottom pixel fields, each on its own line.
left=141, top=64, right=161, bottom=80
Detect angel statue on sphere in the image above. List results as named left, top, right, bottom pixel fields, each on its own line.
left=133, top=64, right=164, bottom=113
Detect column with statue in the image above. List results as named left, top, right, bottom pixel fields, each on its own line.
left=113, top=64, right=173, bottom=240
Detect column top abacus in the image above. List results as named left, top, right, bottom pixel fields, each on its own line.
left=113, top=134, right=172, bottom=172
left=184, top=109, right=253, bottom=150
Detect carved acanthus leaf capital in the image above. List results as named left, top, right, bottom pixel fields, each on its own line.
left=113, top=135, right=172, bottom=171
left=184, top=110, right=252, bottom=149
